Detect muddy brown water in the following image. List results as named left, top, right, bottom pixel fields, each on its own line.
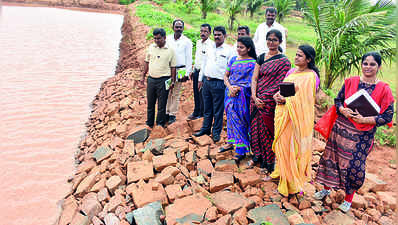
left=0, top=6, right=122, bottom=225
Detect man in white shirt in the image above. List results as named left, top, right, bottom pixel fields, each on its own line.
left=233, top=25, right=250, bottom=56
left=187, top=24, right=214, bottom=120
left=253, top=7, right=287, bottom=55
left=166, top=19, right=193, bottom=125
left=193, top=26, right=233, bottom=143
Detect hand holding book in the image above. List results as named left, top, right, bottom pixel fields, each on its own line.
left=344, top=89, right=380, bottom=117
left=273, top=92, right=286, bottom=105
left=339, top=106, right=357, bottom=118
left=339, top=106, right=376, bottom=125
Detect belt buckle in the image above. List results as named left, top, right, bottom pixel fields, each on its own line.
left=206, top=76, right=211, bottom=81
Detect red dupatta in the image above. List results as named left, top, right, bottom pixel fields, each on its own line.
left=315, top=76, right=394, bottom=139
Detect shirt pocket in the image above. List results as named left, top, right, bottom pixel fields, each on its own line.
left=216, top=54, right=228, bottom=67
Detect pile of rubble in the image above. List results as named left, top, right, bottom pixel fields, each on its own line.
left=54, top=67, right=396, bottom=225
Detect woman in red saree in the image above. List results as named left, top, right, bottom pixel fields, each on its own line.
left=249, top=29, right=291, bottom=173
left=314, top=52, right=394, bottom=212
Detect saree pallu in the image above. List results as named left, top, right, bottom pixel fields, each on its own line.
left=270, top=71, right=316, bottom=196
left=250, top=54, right=291, bottom=169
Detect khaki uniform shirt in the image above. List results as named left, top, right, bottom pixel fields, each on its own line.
left=145, top=43, right=177, bottom=78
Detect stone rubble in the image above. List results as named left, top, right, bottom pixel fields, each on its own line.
left=54, top=3, right=397, bottom=225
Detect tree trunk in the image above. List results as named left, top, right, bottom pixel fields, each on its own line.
left=324, top=69, right=333, bottom=90
left=229, top=17, right=234, bottom=31
left=202, top=10, right=207, bottom=19
left=250, top=10, right=254, bottom=18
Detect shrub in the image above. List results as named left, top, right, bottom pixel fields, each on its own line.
left=119, top=0, right=135, bottom=5
left=375, top=126, right=396, bottom=147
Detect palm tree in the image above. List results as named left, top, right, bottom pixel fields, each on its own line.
left=267, top=0, right=295, bottom=23
left=246, top=0, right=264, bottom=18
left=226, top=0, right=245, bottom=31
left=305, top=0, right=396, bottom=89
left=199, top=0, right=218, bottom=19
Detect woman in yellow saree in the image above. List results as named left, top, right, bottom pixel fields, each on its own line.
left=265, top=45, right=320, bottom=197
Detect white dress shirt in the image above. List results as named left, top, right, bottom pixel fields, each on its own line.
left=166, top=34, right=193, bottom=74
left=199, top=43, right=233, bottom=81
left=253, top=22, right=287, bottom=55
left=194, top=38, right=214, bottom=70
left=232, top=42, right=238, bottom=56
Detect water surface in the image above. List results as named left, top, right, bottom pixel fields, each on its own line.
left=0, top=6, right=122, bottom=225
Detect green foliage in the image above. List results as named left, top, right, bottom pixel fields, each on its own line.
left=199, top=0, right=219, bottom=19
left=267, top=0, right=295, bottom=23
left=135, top=3, right=201, bottom=53
left=295, top=0, right=307, bottom=10
left=119, top=0, right=135, bottom=5
left=375, top=126, right=396, bottom=147
left=246, top=0, right=264, bottom=18
left=304, top=0, right=396, bottom=89
left=151, top=0, right=169, bottom=4
left=225, top=0, right=246, bottom=31
left=319, top=88, right=337, bottom=108
left=135, top=4, right=174, bottom=39
left=184, top=29, right=201, bottom=57
left=322, top=88, right=337, bottom=99
left=184, top=0, right=197, bottom=13
left=283, top=17, right=315, bottom=45
left=172, top=0, right=197, bottom=14
left=260, top=222, right=274, bottom=225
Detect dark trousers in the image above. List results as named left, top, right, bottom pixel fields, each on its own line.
left=146, top=76, right=170, bottom=127
left=201, top=77, right=225, bottom=136
left=192, top=68, right=204, bottom=117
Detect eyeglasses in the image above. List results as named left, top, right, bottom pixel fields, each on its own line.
left=267, top=38, right=279, bottom=43
left=362, top=62, right=378, bottom=67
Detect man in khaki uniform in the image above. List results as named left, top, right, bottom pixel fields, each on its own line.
left=142, top=28, right=177, bottom=128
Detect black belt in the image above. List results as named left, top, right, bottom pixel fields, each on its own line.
left=175, top=65, right=186, bottom=69
left=204, top=76, right=222, bottom=81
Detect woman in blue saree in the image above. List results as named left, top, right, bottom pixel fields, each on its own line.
left=220, top=36, right=257, bottom=160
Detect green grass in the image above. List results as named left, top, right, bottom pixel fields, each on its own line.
left=135, top=4, right=175, bottom=37
left=119, top=0, right=135, bottom=5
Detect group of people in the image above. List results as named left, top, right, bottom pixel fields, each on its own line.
left=141, top=7, right=394, bottom=213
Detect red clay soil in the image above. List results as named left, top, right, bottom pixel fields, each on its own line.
left=115, top=2, right=150, bottom=74
left=366, top=145, right=397, bottom=192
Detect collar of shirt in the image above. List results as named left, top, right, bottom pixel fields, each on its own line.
left=200, top=38, right=211, bottom=44
left=167, top=34, right=189, bottom=44
left=153, top=43, right=169, bottom=49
